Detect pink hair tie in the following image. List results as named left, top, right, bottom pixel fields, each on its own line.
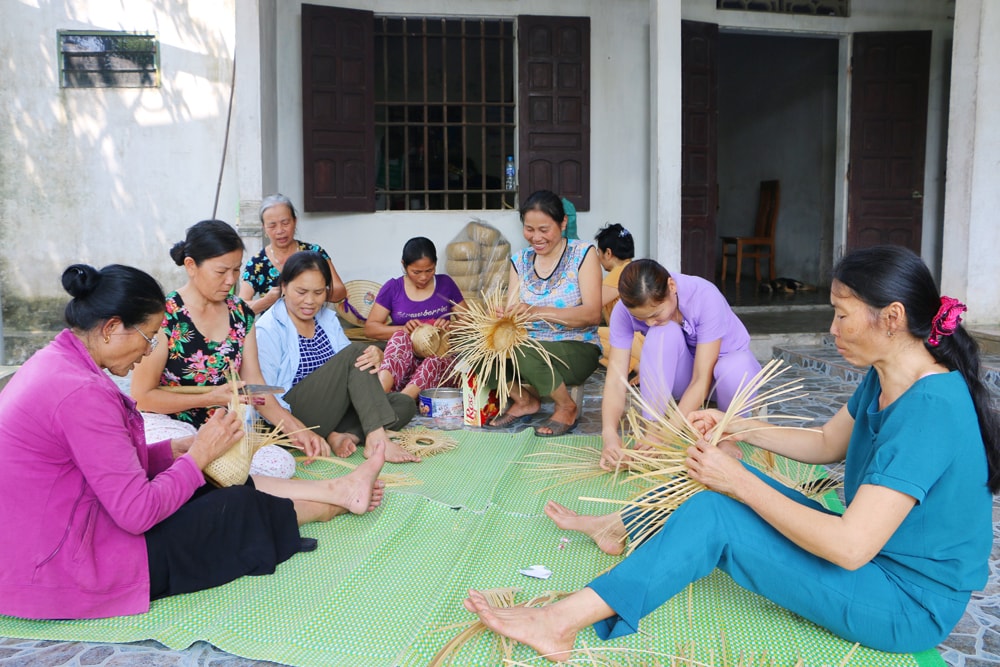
left=927, top=296, right=967, bottom=347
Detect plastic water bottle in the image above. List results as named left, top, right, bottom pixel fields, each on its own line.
left=504, top=155, right=516, bottom=190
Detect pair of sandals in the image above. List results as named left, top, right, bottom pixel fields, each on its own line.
left=486, top=411, right=579, bottom=437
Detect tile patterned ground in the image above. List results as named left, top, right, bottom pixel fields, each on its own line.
left=2, top=357, right=998, bottom=666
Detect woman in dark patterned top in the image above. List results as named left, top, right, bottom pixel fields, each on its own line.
left=238, top=194, right=347, bottom=313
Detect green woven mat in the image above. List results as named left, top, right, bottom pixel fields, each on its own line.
left=0, top=431, right=944, bottom=666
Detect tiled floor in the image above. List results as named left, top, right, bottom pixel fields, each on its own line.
left=3, top=352, right=999, bottom=665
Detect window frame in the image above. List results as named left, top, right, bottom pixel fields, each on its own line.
left=58, top=30, right=160, bottom=89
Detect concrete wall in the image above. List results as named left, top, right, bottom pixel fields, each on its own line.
left=0, top=1, right=238, bottom=300
left=262, top=0, right=652, bottom=286
left=717, top=34, right=838, bottom=285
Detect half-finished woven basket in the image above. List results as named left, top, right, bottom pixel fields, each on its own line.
left=335, top=280, right=382, bottom=327
left=410, top=324, right=450, bottom=358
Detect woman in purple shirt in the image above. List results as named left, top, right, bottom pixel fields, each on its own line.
left=365, top=237, right=465, bottom=400
left=599, top=259, right=760, bottom=469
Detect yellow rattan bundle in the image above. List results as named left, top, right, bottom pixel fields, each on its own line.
left=447, top=289, right=564, bottom=410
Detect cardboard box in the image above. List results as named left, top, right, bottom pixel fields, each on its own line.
left=462, top=369, right=500, bottom=427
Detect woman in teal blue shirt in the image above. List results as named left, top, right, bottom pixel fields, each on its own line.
left=462, top=245, right=1000, bottom=658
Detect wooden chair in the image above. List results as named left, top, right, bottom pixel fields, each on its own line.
left=720, top=180, right=780, bottom=285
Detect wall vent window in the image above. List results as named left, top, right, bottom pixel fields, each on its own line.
left=59, top=32, right=159, bottom=88
left=716, top=1, right=849, bottom=17
left=374, top=17, right=515, bottom=211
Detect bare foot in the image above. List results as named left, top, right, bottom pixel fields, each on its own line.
left=544, top=501, right=626, bottom=556
left=364, top=428, right=421, bottom=463
left=327, top=431, right=360, bottom=458
left=368, top=480, right=386, bottom=512
left=463, top=589, right=576, bottom=662
left=331, top=441, right=386, bottom=514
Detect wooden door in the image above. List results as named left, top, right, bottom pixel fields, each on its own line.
left=847, top=32, right=931, bottom=251
left=681, top=21, right=718, bottom=279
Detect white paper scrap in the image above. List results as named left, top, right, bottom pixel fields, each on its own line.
left=518, top=565, right=552, bottom=580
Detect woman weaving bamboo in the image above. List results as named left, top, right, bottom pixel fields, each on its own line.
left=486, top=190, right=602, bottom=437
left=0, top=263, right=387, bottom=619
left=464, top=245, right=999, bottom=657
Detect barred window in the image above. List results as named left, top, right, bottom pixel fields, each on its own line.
left=716, top=0, right=849, bottom=17
left=374, top=17, right=515, bottom=211
left=59, top=31, right=159, bottom=88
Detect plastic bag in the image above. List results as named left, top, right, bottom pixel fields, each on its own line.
left=444, top=219, right=511, bottom=303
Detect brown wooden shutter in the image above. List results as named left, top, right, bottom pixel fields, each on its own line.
left=517, top=16, right=590, bottom=211
left=301, top=4, right=374, bottom=212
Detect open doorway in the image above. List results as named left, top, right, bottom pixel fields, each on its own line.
left=716, top=32, right=839, bottom=291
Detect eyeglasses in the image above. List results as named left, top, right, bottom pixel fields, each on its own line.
left=133, top=326, right=159, bottom=351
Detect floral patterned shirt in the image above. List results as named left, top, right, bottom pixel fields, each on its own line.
left=159, top=291, right=255, bottom=426
left=241, top=240, right=332, bottom=297
left=511, top=239, right=599, bottom=344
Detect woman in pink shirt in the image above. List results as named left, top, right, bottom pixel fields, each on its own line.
left=0, top=263, right=386, bottom=619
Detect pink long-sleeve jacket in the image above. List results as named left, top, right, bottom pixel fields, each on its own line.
left=0, top=330, right=205, bottom=619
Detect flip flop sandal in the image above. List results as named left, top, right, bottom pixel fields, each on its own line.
left=533, top=418, right=579, bottom=438
left=483, top=412, right=532, bottom=429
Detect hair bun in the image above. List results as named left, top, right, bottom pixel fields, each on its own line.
left=168, top=240, right=188, bottom=266
left=61, top=264, right=101, bottom=298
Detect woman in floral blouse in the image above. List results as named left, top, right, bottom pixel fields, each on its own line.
left=131, top=219, right=328, bottom=460
left=238, top=194, right=346, bottom=314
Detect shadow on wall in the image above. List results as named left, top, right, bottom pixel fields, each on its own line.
left=0, top=0, right=237, bottom=341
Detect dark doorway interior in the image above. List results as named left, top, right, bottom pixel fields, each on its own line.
left=716, top=33, right=838, bottom=287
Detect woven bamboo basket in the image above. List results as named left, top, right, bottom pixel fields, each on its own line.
left=202, top=372, right=297, bottom=487
left=411, top=324, right=450, bottom=358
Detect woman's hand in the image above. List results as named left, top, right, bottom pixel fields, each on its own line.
left=201, top=382, right=244, bottom=409
left=290, top=429, right=330, bottom=459
left=685, top=438, right=749, bottom=498
left=599, top=432, right=627, bottom=471
left=503, top=302, right=537, bottom=319
left=688, top=408, right=726, bottom=438
left=433, top=316, right=451, bottom=331
left=354, top=345, right=383, bottom=374
left=403, top=319, right=423, bottom=334
left=187, top=408, right=244, bottom=469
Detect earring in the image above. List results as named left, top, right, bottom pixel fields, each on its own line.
left=887, top=330, right=894, bottom=338
left=104, top=335, right=111, bottom=343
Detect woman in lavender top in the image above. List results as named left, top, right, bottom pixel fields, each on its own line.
left=365, top=237, right=465, bottom=401
left=599, top=259, right=760, bottom=470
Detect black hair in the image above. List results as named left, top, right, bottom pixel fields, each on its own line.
left=595, top=223, right=635, bottom=260
left=618, top=259, right=670, bottom=309
left=62, top=264, right=166, bottom=330
left=168, top=220, right=245, bottom=266
left=402, top=236, right=437, bottom=267
left=833, top=245, right=1000, bottom=493
left=519, top=190, right=565, bottom=224
left=280, top=251, right=332, bottom=288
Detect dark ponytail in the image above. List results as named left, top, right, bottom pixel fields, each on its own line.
left=833, top=245, right=1000, bottom=493
left=62, top=264, right=166, bottom=331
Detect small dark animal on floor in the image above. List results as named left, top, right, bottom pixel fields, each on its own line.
left=759, top=277, right=817, bottom=294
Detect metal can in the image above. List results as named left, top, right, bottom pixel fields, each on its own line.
left=418, top=388, right=463, bottom=430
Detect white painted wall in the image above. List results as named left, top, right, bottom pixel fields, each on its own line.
left=0, top=1, right=238, bottom=298
left=941, top=0, right=1000, bottom=325
left=265, top=0, right=652, bottom=285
